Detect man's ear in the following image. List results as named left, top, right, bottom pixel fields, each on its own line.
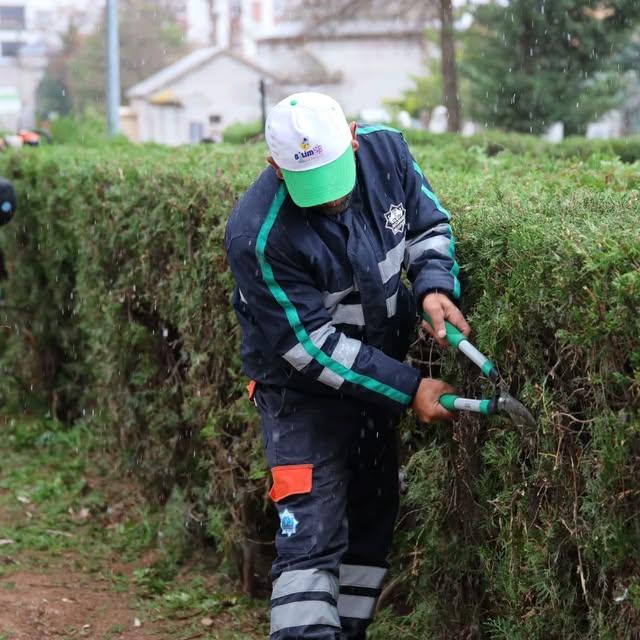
left=267, top=155, right=284, bottom=180
left=349, top=121, right=359, bottom=153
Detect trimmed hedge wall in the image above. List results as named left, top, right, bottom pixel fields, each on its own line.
left=0, top=137, right=638, bottom=639
left=402, top=129, right=640, bottom=164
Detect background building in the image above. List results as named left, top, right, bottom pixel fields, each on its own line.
left=127, top=47, right=278, bottom=145
left=128, top=6, right=432, bottom=145
left=0, top=0, right=99, bottom=129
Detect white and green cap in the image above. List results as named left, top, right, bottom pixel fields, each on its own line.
left=265, top=92, right=355, bottom=208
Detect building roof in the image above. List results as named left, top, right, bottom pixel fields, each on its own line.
left=265, top=48, right=338, bottom=85
left=127, top=47, right=279, bottom=99
left=257, top=19, right=426, bottom=44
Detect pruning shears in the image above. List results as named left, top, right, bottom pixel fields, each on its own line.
left=422, top=313, right=536, bottom=427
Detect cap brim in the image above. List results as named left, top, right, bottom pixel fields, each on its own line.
left=281, top=146, right=356, bottom=208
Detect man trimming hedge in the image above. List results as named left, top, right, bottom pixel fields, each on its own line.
left=224, top=92, right=470, bottom=640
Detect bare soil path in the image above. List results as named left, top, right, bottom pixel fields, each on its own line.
left=0, top=418, right=268, bottom=640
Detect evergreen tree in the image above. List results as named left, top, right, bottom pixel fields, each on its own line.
left=463, top=0, right=640, bottom=134
left=36, top=21, right=82, bottom=121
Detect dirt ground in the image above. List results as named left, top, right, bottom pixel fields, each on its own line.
left=0, top=421, right=268, bottom=640
left=0, top=552, right=267, bottom=640
left=0, top=568, right=162, bottom=640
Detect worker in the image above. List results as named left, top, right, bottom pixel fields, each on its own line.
left=224, top=92, right=470, bottom=640
left=0, top=177, right=16, bottom=226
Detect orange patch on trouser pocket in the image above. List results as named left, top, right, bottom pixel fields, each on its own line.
left=269, top=464, right=313, bottom=502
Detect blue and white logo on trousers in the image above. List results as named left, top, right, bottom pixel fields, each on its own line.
left=279, top=509, right=299, bottom=537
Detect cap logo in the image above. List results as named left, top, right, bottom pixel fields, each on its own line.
left=294, top=137, right=324, bottom=163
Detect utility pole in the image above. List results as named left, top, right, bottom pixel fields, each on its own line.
left=259, top=78, right=267, bottom=132
left=106, top=0, right=121, bottom=136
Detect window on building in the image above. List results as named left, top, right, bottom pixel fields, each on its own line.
left=0, top=6, right=26, bottom=30
left=190, top=121, right=204, bottom=143
left=1, top=41, right=23, bottom=58
left=209, top=114, right=222, bottom=125
left=274, top=0, right=286, bottom=21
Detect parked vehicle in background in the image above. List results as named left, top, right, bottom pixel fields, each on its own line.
left=0, top=128, right=51, bottom=150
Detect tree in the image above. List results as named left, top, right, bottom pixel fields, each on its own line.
left=463, top=0, right=640, bottom=135
left=36, top=20, right=82, bottom=120
left=55, top=0, right=188, bottom=114
left=439, top=0, right=460, bottom=131
left=288, top=0, right=463, bottom=132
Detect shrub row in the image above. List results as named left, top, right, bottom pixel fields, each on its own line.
left=0, top=140, right=638, bottom=638
left=402, top=128, right=640, bottom=164
left=220, top=120, right=640, bottom=165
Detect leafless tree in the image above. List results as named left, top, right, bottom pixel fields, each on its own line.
left=205, top=0, right=219, bottom=46
left=439, top=0, right=460, bottom=132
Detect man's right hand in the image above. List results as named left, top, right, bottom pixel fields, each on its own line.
left=411, top=378, right=457, bottom=423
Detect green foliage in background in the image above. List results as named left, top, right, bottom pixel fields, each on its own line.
left=402, top=128, right=640, bottom=163
left=222, top=121, right=264, bottom=144
left=386, top=22, right=473, bottom=123
left=36, top=20, right=81, bottom=121
left=0, top=132, right=638, bottom=637
left=463, top=0, right=640, bottom=134
left=46, top=109, right=118, bottom=146
left=386, top=57, right=447, bottom=119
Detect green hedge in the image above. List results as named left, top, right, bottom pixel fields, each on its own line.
left=402, top=128, right=640, bottom=164
left=222, top=120, right=264, bottom=144
left=0, top=140, right=638, bottom=638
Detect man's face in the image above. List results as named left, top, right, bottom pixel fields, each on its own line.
left=306, top=190, right=353, bottom=216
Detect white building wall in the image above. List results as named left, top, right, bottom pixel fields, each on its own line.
left=135, top=54, right=266, bottom=145
left=257, top=36, right=429, bottom=116
left=187, top=0, right=276, bottom=51
left=0, top=58, right=45, bottom=129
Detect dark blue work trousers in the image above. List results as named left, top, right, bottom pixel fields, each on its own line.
left=255, top=384, right=400, bottom=640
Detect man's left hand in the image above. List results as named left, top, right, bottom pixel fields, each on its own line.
left=422, top=293, right=471, bottom=348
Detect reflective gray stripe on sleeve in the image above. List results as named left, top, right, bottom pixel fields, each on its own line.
left=318, top=367, right=343, bottom=389
left=322, top=285, right=355, bottom=309
left=378, top=239, right=406, bottom=283
left=271, top=600, right=341, bottom=634
left=406, top=223, right=451, bottom=261
left=317, top=334, right=361, bottom=390
left=282, top=323, right=336, bottom=371
left=406, top=234, right=451, bottom=264
left=409, top=223, right=451, bottom=245
left=272, top=569, right=339, bottom=601
left=331, top=304, right=365, bottom=326
left=337, top=594, right=377, bottom=620
left=386, top=291, right=398, bottom=318
left=340, top=564, right=387, bottom=589
left=239, top=289, right=247, bottom=303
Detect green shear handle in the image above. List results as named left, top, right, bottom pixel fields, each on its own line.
left=421, top=313, right=536, bottom=425
left=422, top=312, right=499, bottom=382
left=439, top=393, right=492, bottom=416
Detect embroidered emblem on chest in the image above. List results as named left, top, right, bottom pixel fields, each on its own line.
left=384, top=203, right=406, bottom=235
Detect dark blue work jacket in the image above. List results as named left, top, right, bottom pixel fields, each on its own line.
left=224, top=125, right=461, bottom=411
